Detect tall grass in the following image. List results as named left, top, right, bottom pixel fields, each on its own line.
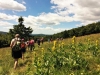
left=0, top=33, right=100, bottom=75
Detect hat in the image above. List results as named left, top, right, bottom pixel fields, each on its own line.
left=15, top=34, right=19, bottom=37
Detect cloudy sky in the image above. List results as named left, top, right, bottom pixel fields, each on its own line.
left=0, top=0, right=100, bottom=34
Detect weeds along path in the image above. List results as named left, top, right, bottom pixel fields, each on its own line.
left=1, top=34, right=100, bottom=75
left=0, top=42, right=52, bottom=75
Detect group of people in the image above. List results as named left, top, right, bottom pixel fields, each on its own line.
left=27, top=37, right=44, bottom=50
left=10, top=34, right=44, bottom=69
left=10, top=34, right=64, bottom=69
left=10, top=34, right=26, bottom=69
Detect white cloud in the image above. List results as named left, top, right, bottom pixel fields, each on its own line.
left=0, top=13, right=18, bottom=20
left=0, top=20, right=13, bottom=32
left=1, top=0, right=100, bottom=34
left=0, top=12, right=74, bottom=34
left=22, top=0, right=26, bottom=4
left=23, top=15, right=70, bottom=34
left=0, top=0, right=26, bottom=11
left=51, top=0, right=100, bottom=26
left=0, top=20, right=13, bottom=26
left=24, top=13, right=73, bottom=26
left=32, top=27, right=66, bottom=34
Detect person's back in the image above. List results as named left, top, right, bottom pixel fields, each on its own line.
left=11, top=38, right=21, bottom=52
left=21, top=39, right=26, bottom=60
left=10, top=34, right=22, bottom=69
left=21, top=39, right=26, bottom=49
left=29, top=39, right=34, bottom=45
left=37, top=38, right=40, bottom=47
left=21, top=43, right=26, bottom=48
left=29, top=39, right=35, bottom=51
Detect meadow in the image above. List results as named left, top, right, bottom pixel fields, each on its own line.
left=1, top=33, right=100, bottom=75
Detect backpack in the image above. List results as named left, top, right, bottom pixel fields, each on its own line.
left=21, top=43, right=26, bottom=48
left=29, top=40, right=34, bottom=45
left=12, top=39, right=21, bottom=51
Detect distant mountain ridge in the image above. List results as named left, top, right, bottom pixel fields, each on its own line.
left=0, top=31, right=51, bottom=36
left=0, top=31, right=8, bottom=34
left=31, top=34, right=52, bottom=36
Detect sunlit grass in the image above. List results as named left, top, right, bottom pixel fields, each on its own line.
left=1, top=33, right=100, bottom=75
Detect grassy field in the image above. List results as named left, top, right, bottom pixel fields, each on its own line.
left=1, top=33, right=100, bottom=75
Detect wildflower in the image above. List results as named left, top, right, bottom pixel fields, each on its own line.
left=72, top=36, right=76, bottom=44
left=88, top=38, right=90, bottom=41
left=77, top=55, right=79, bottom=57
left=34, top=51, right=36, bottom=57
left=88, top=38, right=90, bottom=44
left=41, top=48, right=44, bottom=52
left=42, top=48, right=44, bottom=50
left=37, top=58, right=41, bottom=66
left=59, top=44, right=61, bottom=47
left=73, top=36, right=76, bottom=39
left=61, top=42, right=64, bottom=48
left=54, top=40, right=57, bottom=47
left=41, top=48, right=44, bottom=57
left=62, top=42, right=64, bottom=45
left=96, top=40, right=98, bottom=46
left=70, top=73, right=74, bottom=75
left=52, top=46, right=55, bottom=51
left=81, top=73, right=83, bottom=75
left=45, top=60, right=49, bottom=66
left=95, top=40, right=98, bottom=50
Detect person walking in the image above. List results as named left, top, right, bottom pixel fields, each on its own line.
left=37, top=38, right=41, bottom=47
left=29, top=38, right=35, bottom=51
left=21, top=39, right=26, bottom=60
left=26, top=39, right=30, bottom=51
left=10, top=34, right=22, bottom=69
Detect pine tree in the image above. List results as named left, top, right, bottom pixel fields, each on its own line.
left=9, top=16, right=33, bottom=39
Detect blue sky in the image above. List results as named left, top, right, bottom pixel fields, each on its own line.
left=0, top=0, right=99, bottom=34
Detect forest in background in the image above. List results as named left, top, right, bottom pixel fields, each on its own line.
left=0, top=17, right=100, bottom=48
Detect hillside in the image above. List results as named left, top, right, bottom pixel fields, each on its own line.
left=0, top=31, right=50, bottom=36
left=0, top=33, right=100, bottom=75
left=52, top=22, right=100, bottom=39
left=0, top=31, right=8, bottom=34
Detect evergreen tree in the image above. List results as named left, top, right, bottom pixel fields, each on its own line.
left=9, top=16, right=33, bottom=39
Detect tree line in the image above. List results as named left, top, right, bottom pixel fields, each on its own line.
left=0, top=16, right=33, bottom=48
left=0, top=16, right=100, bottom=48
left=46, top=22, right=100, bottom=40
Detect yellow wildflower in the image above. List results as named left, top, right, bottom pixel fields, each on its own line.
left=61, top=42, right=64, bottom=48
left=59, top=44, right=61, bottom=47
left=62, top=42, right=64, bottom=45
left=41, top=48, right=44, bottom=54
left=42, top=48, right=44, bottom=50
left=34, top=51, right=36, bottom=57
left=70, top=73, right=74, bottom=75
left=81, top=73, right=83, bottom=75
left=54, top=40, right=57, bottom=47
left=52, top=46, right=55, bottom=51
left=72, top=36, right=76, bottom=44
left=88, top=38, right=90, bottom=42
left=96, top=40, right=98, bottom=46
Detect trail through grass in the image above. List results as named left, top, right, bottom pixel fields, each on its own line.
left=1, top=33, right=100, bottom=75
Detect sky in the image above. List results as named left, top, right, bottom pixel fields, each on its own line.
left=0, top=0, right=100, bottom=34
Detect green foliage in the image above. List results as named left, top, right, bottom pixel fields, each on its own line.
left=9, top=16, right=33, bottom=39
left=0, top=33, right=11, bottom=47
left=33, top=41, right=90, bottom=75
left=30, top=36, right=100, bottom=75
left=1, top=25, right=100, bottom=75
left=48, top=22, right=100, bottom=40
